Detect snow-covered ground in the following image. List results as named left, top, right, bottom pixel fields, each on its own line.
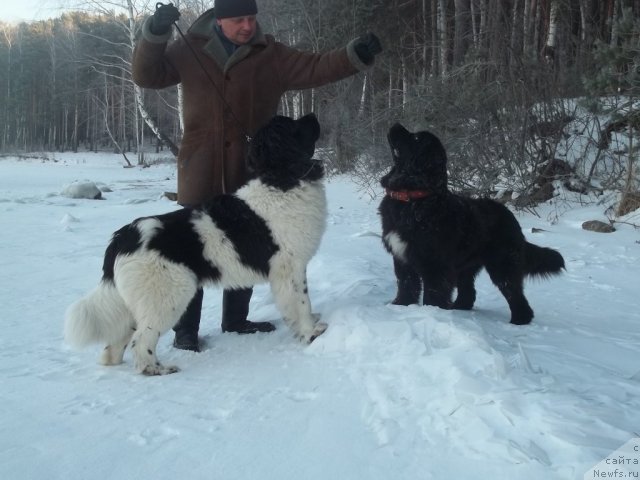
left=0, top=152, right=638, bottom=480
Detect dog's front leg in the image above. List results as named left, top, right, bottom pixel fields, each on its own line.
left=391, top=257, right=421, bottom=305
left=421, top=269, right=454, bottom=309
left=270, top=261, right=326, bottom=343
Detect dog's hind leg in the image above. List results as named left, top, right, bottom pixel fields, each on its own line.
left=129, top=323, right=180, bottom=376
left=116, top=259, right=197, bottom=375
left=391, top=258, right=421, bottom=305
left=128, top=288, right=196, bottom=375
left=485, top=262, right=533, bottom=325
left=127, top=285, right=196, bottom=375
left=100, top=326, right=135, bottom=366
left=270, top=262, right=326, bottom=343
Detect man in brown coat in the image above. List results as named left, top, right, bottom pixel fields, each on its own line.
left=132, top=0, right=382, bottom=351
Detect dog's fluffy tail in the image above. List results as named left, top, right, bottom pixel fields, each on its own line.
left=524, top=242, right=565, bottom=279
left=64, top=281, right=135, bottom=348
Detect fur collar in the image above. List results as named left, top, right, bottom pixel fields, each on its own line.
left=187, top=8, right=267, bottom=71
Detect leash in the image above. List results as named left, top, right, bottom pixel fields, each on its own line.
left=155, top=2, right=252, bottom=143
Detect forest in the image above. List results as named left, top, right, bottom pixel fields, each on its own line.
left=0, top=0, right=639, bottom=209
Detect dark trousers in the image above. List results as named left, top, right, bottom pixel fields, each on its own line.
left=173, top=287, right=253, bottom=335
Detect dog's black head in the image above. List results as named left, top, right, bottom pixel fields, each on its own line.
left=248, top=113, right=323, bottom=190
left=380, top=123, right=448, bottom=193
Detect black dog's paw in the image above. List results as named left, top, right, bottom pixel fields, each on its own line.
left=510, top=316, right=533, bottom=326
left=390, top=290, right=420, bottom=305
left=452, top=299, right=474, bottom=310
left=391, top=298, right=410, bottom=306
left=510, top=304, right=534, bottom=325
left=424, top=298, right=454, bottom=310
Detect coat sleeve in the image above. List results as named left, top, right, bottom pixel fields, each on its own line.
left=131, top=17, right=181, bottom=89
left=274, top=38, right=371, bottom=91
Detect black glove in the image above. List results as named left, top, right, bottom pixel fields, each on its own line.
left=150, top=3, right=180, bottom=35
left=353, top=33, right=382, bottom=65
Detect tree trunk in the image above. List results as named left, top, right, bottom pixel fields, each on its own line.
left=545, top=0, right=561, bottom=62
left=134, top=84, right=179, bottom=156
left=533, top=0, right=543, bottom=57
left=510, top=0, right=522, bottom=62
left=453, top=0, right=469, bottom=66
left=73, top=103, right=78, bottom=153
left=126, top=0, right=179, bottom=158
left=610, top=0, right=621, bottom=46
left=431, top=0, right=439, bottom=74
left=101, top=75, right=132, bottom=166
left=422, top=0, right=429, bottom=81
left=470, top=0, right=479, bottom=48
left=523, top=0, right=532, bottom=55
left=438, top=0, right=449, bottom=75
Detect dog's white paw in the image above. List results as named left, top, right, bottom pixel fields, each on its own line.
left=308, top=322, right=328, bottom=343
left=140, top=364, right=180, bottom=376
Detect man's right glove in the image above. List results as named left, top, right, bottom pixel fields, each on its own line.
left=353, top=33, right=383, bottom=65
left=150, top=3, right=180, bottom=35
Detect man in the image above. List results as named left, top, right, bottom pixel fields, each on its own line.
left=132, top=0, right=382, bottom=351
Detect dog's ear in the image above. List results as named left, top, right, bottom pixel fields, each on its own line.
left=297, top=113, right=320, bottom=142
left=247, top=115, right=292, bottom=173
left=295, top=114, right=320, bottom=157
left=388, top=123, right=411, bottom=148
left=418, top=131, right=448, bottom=165
left=293, top=113, right=322, bottom=177
left=387, top=123, right=413, bottom=161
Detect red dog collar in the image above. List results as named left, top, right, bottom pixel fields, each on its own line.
left=385, top=189, right=431, bottom=202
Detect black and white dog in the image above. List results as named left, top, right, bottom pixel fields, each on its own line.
left=65, top=114, right=328, bottom=375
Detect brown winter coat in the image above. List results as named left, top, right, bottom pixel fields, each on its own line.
left=132, top=9, right=371, bottom=205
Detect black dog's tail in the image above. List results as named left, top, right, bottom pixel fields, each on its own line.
left=524, top=242, right=565, bottom=278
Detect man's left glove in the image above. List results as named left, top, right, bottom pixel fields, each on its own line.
left=150, top=3, right=180, bottom=35
left=353, top=33, right=382, bottom=65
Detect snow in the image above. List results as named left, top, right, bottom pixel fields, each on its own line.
left=0, top=152, right=639, bottom=480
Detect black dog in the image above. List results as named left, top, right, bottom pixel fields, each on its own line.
left=379, top=123, right=565, bottom=325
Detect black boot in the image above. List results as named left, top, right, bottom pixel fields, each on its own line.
left=173, top=289, right=203, bottom=352
left=221, top=288, right=276, bottom=334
